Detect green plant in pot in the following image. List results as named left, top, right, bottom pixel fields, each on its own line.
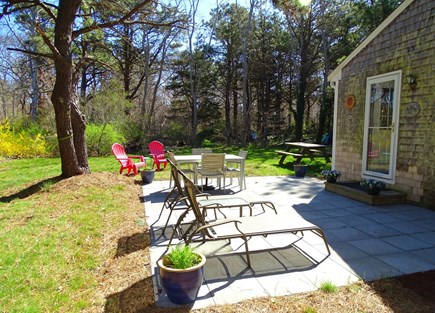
left=360, top=179, right=386, bottom=195
left=321, top=169, right=341, bottom=183
left=157, top=244, right=206, bottom=305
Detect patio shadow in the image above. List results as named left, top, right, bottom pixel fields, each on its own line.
left=115, top=231, right=151, bottom=258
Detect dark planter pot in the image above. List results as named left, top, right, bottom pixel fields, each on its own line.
left=141, top=170, right=155, bottom=184
left=157, top=253, right=206, bottom=305
left=294, top=164, right=308, bottom=178
left=367, top=188, right=381, bottom=195
left=326, top=177, right=337, bottom=183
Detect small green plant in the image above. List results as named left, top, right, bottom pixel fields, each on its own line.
left=321, top=169, right=341, bottom=181
left=319, top=281, right=337, bottom=293
left=166, top=245, right=201, bottom=269
left=41, top=181, right=54, bottom=192
left=349, top=284, right=362, bottom=293
left=303, top=307, right=318, bottom=313
left=360, top=178, right=386, bottom=190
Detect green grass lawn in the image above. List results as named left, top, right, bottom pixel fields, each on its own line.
left=153, top=145, right=331, bottom=181
left=0, top=146, right=331, bottom=195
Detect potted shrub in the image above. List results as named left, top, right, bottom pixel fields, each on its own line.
left=360, top=179, right=386, bottom=195
left=321, top=169, right=341, bottom=183
left=141, top=169, right=155, bottom=184
left=157, top=245, right=206, bottom=305
left=294, top=164, right=308, bottom=178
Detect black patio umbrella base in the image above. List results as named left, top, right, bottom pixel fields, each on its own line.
left=195, top=184, right=215, bottom=191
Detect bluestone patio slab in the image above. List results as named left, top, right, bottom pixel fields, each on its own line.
left=345, top=257, right=403, bottom=281
left=382, top=234, right=433, bottom=250
left=387, top=221, right=430, bottom=234
left=255, top=271, right=316, bottom=296
left=306, top=217, right=347, bottom=229
left=326, top=227, right=372, bottom=242
left=376, top=253, right=435, bottom=274
left=348, top=238, right=402, bottom=255
left=411, top=219, right=435, bottom=231
left=354, top=223, right=402, bottom=238
left=364, top=213, right=403, bottom=224
left=329, top=242, right=370, bottom=259
left=410, top=231, right=435, bottom=245
left=410, top=248, right=435, bottom=265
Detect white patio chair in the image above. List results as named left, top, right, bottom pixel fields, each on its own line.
left=226, top=150, right=248, bottom=188
left=198, top=153, right=226, bottom=192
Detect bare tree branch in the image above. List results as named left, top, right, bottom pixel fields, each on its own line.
left=1, top=0, right=57, bottom=20
left=34, top=23, right=62, bottom=61
left=7, top=46, right=54, bottom=59
left=72, top=0, right=179, bottom=38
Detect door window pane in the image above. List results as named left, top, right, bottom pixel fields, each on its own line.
left=365, top=80, right=394, bottom=175
left=363, top=71, right=401, bottom=182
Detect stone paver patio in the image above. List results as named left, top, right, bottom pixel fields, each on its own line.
left=142, top=176, right=435, bottom=309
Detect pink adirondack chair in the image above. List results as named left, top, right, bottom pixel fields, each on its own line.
left=112, top=143, right=146, bottom=176
left=148, top=140, right=168, bottom=171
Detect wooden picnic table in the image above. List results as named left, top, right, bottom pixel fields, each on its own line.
left=276, top=142, right=331, bottom=164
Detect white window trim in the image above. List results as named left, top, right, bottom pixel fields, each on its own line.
left=362, top=70, right=402, bottom=184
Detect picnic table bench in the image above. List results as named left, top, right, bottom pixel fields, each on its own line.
left=276, top=142, right=331, bottom=164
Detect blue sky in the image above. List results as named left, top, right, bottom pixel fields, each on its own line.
left=190, top=0, right=252, bottom=21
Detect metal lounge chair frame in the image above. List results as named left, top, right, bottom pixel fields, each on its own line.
left=156, top=157, right=270, bottom=232
left=177, top=170, right=331, bottom=268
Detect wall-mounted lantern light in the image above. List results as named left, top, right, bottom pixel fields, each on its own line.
left=407, top=74, right=417, bottom=90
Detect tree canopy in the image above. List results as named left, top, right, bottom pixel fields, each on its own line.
left=0, top=0, right=402, bottom=177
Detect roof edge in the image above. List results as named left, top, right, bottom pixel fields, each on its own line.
left=328, top=0, right=415, bottom=82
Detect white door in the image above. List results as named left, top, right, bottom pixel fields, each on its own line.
left=362, top=71, right=401, bottom=183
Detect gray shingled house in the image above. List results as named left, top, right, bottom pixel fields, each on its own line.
left=327, top=0, right=434, bottom=209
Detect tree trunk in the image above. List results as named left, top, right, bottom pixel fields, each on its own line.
left=188, top=0, right=199, bottom=145
left=51, top=0, right=86, bottom=177
left=232, top=88, right=238, bottom=138
left=71, top=94, right=90, bottom=173
left=239, top=0, right=255, bottom=146
left=29, top=7, right=39, bottom=121
left=224, top=55, right=232, bottom=138
left=294, top=24, right=309, bottom=142
left=140, top=29, right=150, bottom=120
left=316, top=0, right=330, bottom=143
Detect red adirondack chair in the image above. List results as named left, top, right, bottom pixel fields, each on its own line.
left=112, top=143, right=146, bottom=176
left=148, top=140, right=168, bottom=171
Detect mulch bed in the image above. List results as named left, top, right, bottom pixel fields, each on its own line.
left=393, top=270, right=435, bottom=305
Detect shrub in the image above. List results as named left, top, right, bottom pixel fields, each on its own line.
left=0, top=118, right=51, bottom=158
left=163, top=121, right=189, bottom=145
left=165, top=245, right=202, bottom=269
left=86, top=123, right=125, bottom=156
left=319, top=281, right=337, bottom=293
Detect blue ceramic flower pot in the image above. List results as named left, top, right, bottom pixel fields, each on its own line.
left=294, top=164, right=308, bottom=178
left=157, top=253, right=206, bottom=304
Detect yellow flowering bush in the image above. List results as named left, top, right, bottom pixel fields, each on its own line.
left=0, top=118, right=50, bottom=158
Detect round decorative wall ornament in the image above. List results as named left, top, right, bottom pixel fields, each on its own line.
left=345, top=94, right=356, bottom=109
left=404, top=102, right=420, bottom=117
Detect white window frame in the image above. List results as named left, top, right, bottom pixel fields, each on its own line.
left=362, top=70, right=402, bottom=183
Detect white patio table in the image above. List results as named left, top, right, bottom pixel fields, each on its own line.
left=173, top=154, right=245, bottom=190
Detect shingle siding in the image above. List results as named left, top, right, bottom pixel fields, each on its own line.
left=335, top=0, right=434, bottom=208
